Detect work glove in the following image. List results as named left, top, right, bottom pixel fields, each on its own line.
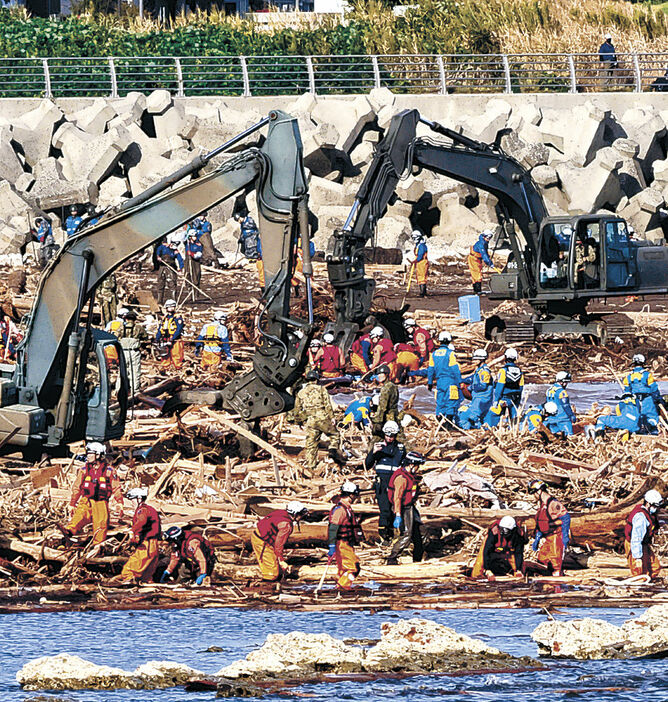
left=484, top=569, right=496, bottom=582
left=160, top=569, right=172, bottom=583
left=393, top=515, right=402, bottom=529
left=279, top=560, right=289, bottom=571
left=195, top=574, right=208, bottom=586
left=327, top=544, right=336, bottom=559
left=532, top=532, right=542, bottom=552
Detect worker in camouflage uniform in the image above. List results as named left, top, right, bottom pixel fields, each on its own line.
left=105, top=307, right=149, bottom=395
left=98, top=274, right=118, bottom=327
left=370, top=364, right=401, bottom=440
left=292, top=370, right=345, bottom=474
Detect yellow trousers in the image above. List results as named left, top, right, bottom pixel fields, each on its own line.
left=467, top=254, right=483, bottom=284
left=625, top=541, right=661, bottom=579
left=470, top=544, right=517, bottom=578
left=256, top=260, right=265, bottom=287
left=120, top=539, right=159, bottom=582
left=416, top=258, right=429, bottom=285
left=335, top=540, right=360, bottom=590
left=68, top=497, right=110, bottom=545
left=251, top=532, right=281, bottom=581
left=160, top=339, right=184, bottom=371
left=350, top=353, right=368, bottom=373
left=201, top=348, right=221, bottom=370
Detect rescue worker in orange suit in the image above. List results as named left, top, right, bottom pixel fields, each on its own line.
left=350, top=331, right=373, bottom=374
left=307, top=338, right=323, bottom=371
left=393, top=342, right=421, bottom=383
left=387, top=451, right=426, bottom=565
left=195, top=310, right=232, bottom=370
left=369, top=326, right=397, bottom=376
left=468, top=229, right=494, bottom=294
left=528, top=480, right=571, bottom=576
left=63, top=442, right=123, bottom=546
left=318, top=332, right=346, bottom=378
left=625, top=489, right=663, bottom=579
left=155, top=299, right=184, bottom=371
left=471, top=515, right=527, bottom=579
left=408, top=230, right=429, bottom=297
left=251, top=501, right=309, bottom=581
left=161, top=526, right=214, bottom=585
left=403, top=318, right=434, bottom=369
left=328, top=481, right=363, bottom=590
left=119, top=487, right=162, bottom=583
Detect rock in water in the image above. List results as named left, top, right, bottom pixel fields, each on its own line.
left=16, top=653, right=204, bottom=691
left=532, top=604, right=668, bottom=659
left=216, top=618, right=536, bottom=681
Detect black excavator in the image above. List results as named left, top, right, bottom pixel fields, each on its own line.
left=0, top=110, right=315, bottom=455
left=325, top=108, right=668, bottom=345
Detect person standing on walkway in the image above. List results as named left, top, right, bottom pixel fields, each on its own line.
left=599, top=33, right=618, bottom=89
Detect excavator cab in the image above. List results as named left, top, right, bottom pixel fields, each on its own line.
left=76, top=331, right=128, bottom=444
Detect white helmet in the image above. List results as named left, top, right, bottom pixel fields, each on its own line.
left=472, top=349, right=488, bottom=362
left=555, top=370, right=571, bottom=384
left=438, top=330, right=452, bottom=344
left=504, top=348, right=518, bottom=361
left=323, top=332, right=335, bottom=344
left=165, top=299, right=177, bottom=309
left=86, top=441, right=106, bottom=455
left=482, top=229, right=494, bottom=239
left=628, top=224, right=635, bottom=235
left=117, top=307, right=129, bottom=318
left=403, top=318, right=416, bottom=329
left=633, top=353, right=645, bottom=365
left=214, top=311, right=227, bottom=322
left=126, top=487, right=148, bottom=500
left=499, top=515, right=516, bottom=530
left=310, top=339, right=321, bottom=348
left=382, top=420, right=400, bottom=435
left=370, top=326, right=384, bottom=338
left=543, top=401, right=558, bottom=416
left=411, top=230, right=422, bottom=240
left=644, top=489, right=663, bottom=506
left=286, top=500, right=307, bottom=516
left=341, top=480, right=360, bottom=496
left=561, top=226, right=573, bottom=237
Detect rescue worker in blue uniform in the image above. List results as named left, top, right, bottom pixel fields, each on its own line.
left=427, top=331, right=461, bottom=422
left=467, top=229, right=494, bottom=294
left=195, top=310, right=232, bottom=369
left=409, top=230, right=429, bottom=298
left=622, top=353, right=661, bottom=434
left=33, top=216, right=58, bottom=268
left=343, top=395, right=377, bottom=429
left=65, top=205, right=82, bottom=238
left=365, top=420, right=406, bottom=543
left=459, top=348, right=494, bottom=429
left=545, top=371, right=576, bottom=436
left=522, top=402, right=558, bottom=433
left=184, top=229, right=204, bottom=301
left=493, top=348, right=525, bottom=418
left=236, top=212, right=260, bottom=259
left=86, top=204, right=101, bottom=227
left=198, top=212, right=212, bottom=238
left=482, top=400, right=507, bottom=429
left=587, top=392, right=641, bottom=440
left=156, top=237, right=184, bottom=305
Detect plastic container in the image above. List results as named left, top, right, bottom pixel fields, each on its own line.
left=458, top=294, right=481, bottom=322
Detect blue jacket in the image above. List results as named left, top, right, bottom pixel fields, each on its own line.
left=199, top=218, right=212, bottom=236
left=196, top=321, right=231, bottom=359
left=472, top=235, right=493, bottom=266
left=34, top=220, right=53, bottom=244
left=65, top=215, right=82, bottom=237
left=428, top=345, right=461, bottom=389
left=343, top=397, right=372, bottom=426
left=186, top=240, right=204, bottom=260
left=494, top=363, right=524, bottom=404
left=599, top=41, right=616, bottom=63
left=463, top=363, right=494, bottom=400
left=157, top=244, right=184, bottom=271
left=522, top=407, right=543, bottom=433
left=415, top=241, right=428, bottom=262
left=623, top=366, right=660, bottom=399
left=546, top=383, right=576, bottom=422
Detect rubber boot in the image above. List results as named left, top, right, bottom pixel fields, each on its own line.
left=473, top=281, right=482, bottom=294
left=419, top=284, right=427, bottom=298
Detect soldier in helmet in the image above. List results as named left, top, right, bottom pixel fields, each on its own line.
left=365, top=420, right=406, bottom=543
left=291, top=370, right=345, bottom=474
left=98, top=273, right=118, bottom=327
left=369, top=363, right=401, bottom=441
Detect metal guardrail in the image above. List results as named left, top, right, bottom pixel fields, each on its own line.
left=1, top=53, right=667, bottom=98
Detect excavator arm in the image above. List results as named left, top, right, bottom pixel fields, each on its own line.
left=326, top=108, right=549, bottom=338
left=10, top=110, right=311, bottom=450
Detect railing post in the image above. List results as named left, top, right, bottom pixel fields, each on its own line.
left=108, top=57, right=118, bottom=99
left=567, top=54, right=577, bottom=93
left=437, top=55, right=446, bottom=95
left=240, top=56, right=251, bottom=97
left=174, top=57, right=185, bottom=98
left=371, top=55, right=381, bottom=89
left=306, top=56, right=316, bottom=94
left=42, top=58, right=52, bottom=98
left=501, top=54, right=511, bottom=94
left=633, top=54, right=642, bottom=93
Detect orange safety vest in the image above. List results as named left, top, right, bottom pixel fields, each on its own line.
left=373, top=338, right=397, bottom=364
left=329, top=502, right=363, bottom=545
left=535, top=496, right=563, bottom=535
left=256, top=510, right=294, bottom=546
left=133, top=503, right=162, bottom=541
left=320, top=345, right=343, bottom=373
left=81, top=461, right=115, bottom=501
left=387, top=467, right=418, bottom=508
left=179, top=531, right=214, bottom=573
left=487, top=519, right=525, bottom=554
left=412, top=327, right=434, bottom=356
